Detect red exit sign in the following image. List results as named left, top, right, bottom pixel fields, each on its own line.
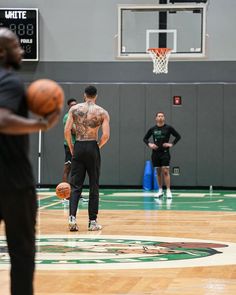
left=173, top=96, right=182, bottom=106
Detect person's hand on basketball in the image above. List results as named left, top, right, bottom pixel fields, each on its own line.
left=27, top=79, right=65, bottom=132
left=39, top=108, right=61, bottom=131
left=148, top=143, right=158, bottom=150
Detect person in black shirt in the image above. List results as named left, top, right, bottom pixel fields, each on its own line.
left=0, top=28, right=61, bottom=295
left=143, top=112, right=181, bottom=199
left=62, top=98, right=77, bottom=183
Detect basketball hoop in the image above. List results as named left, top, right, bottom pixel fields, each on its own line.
left=148, top=48, right=172, bottom=74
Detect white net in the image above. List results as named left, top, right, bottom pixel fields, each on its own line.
left=148, top=48, right=172, bottom=74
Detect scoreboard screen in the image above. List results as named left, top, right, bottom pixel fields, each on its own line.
left=0, top=8, right=38, bottom=61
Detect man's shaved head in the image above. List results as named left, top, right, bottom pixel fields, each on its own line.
left=0, top=27, right=17, bottom=40
left=0, top=28, right=24, bottom=69
left=0, top=28, right=18, bottom=50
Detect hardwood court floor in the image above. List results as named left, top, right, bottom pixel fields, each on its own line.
left=0, top=189, right=236, bottom=295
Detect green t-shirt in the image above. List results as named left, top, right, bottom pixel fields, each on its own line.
left=63, top=112, right=76, bottom=146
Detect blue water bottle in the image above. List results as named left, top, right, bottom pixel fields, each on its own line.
left=153, top=167, right=159, bottom=191
left=143, top=160, right=153, bottom=191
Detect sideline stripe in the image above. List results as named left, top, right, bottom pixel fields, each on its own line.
left=39, top=201, right=62, bottom=210
left=100, top=199, right=224, bottom=205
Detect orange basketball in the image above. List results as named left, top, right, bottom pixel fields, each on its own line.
left=26, top=79, right=64, bottom=116
left=56, top=182, right=71, bottom=199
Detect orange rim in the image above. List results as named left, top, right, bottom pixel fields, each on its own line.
left=148, top=48, right=172, bottom=55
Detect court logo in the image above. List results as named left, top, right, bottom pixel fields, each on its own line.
left=0, top=235, right=236, bottom=270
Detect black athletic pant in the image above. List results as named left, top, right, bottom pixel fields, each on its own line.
left=0, top=187, right=37, bottom=295
left=70, top=141, right=101, bottom=221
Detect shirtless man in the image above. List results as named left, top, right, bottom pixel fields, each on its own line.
left=64, top=85, right=110, bottom=231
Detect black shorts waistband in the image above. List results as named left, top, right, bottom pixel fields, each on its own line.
left=75, top=140, right=98, bottom=147
left=75, top=140, right=97, bottom=143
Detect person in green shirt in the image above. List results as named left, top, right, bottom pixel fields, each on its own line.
left=63, top=98, right=77, bottom=182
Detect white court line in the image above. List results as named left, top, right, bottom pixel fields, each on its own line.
left=178, top=193, right=206, bottom=197
left=38, top=192, right=104, bottom=197
left=103, top=193, right=221, bottom=198
left=39, top=201, right=62, bottom=210
left=111, top=192, right=156, bottom=197
left=81, top=192, right=104, bottom=196
left=192, top=206, right=210, bottom=209
left=117, top=204, right=139, bottom=207
left=100, top=199, right=224, bottom=205
left=223, top=194, right=236, bottom=197
left=37, top=192, right=55, bottom=197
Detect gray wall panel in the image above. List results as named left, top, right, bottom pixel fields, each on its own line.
left=119, top=85, right=146, bottom=185
left=68, top=84, right=86, bottom=103
left=20, top=61, right=236, bottom=83
left=197, top=85, right=224, bottom=186
left=36, top=83, right=70, bottom=185
left=41, top=124, right=64, bottom=184
left=171, top=85, right=197, bottom=186
left=223, top=85, right=236, bottom=187
left=27, top=82, right=236, bottom=187
left=95, top=85, right=120, bottom=185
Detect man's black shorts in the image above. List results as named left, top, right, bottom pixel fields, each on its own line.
left=152, top=150, right=170, bottom=167
left=64, top=145, right=72, bottom=164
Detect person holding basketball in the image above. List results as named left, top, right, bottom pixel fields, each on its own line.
left=62, top=98, right=77, bottom=182
left=65, top=85, right=110, bottom=232
left=143, top=112, right=181, bottom=199
left=0, top=28, right=61, bottom=295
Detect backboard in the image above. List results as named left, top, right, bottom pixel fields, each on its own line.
left=117, top=4, right=207, bottom=59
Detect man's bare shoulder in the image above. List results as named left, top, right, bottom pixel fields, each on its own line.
left=95, top=105, right=109, bottom=117
left=71, top=103, right=109, bottom=121
left=70, top=103, right=87, bottom=112
left=73, top=102, right=86, bottom=109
